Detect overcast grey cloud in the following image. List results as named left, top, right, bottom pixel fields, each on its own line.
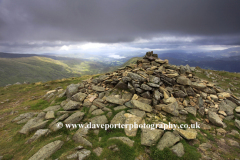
left=0, top=0, right=240, bottom=55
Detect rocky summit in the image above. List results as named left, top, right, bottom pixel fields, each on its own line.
left=1, top=51, right=240, bottom=160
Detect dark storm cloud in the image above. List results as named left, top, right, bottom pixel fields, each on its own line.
left=0, top=0, right=240, bottom=44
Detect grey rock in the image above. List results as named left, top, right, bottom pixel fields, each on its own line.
left=26, top=129, right=50, bottom=144
left=131, top=100, right=152, bottom=112
left=108, top=137, right=134, bottom=147
left=106, top=112, right=112, bottom=118
left=122, top=92, right=133, bottom=101
left=148, top=83, right=160, bottom=88
left=28, top=120, right=49, bottom=133
left=141, top=91, right=151, bottom=99
left=91, top=115, right=108, bottom=126
left=66, top=84, right=79, bottom=98
left=149, top=76, right=160, bottom=84
left=73, top=136, right=92, bottom=147
left=11, top=112, right=37, bottom=123
left=99, top=92, right=105, bottom=99
left=93, top=100, right=105, bottom=109
left=19, top=117, right=44, bottom=134
left=28, top=140, right=64, bottom=160
left=127, top=109, right=146, bottom=118
left=106, top=96, right=125, bottom=105
left=92, top=78, right=99, bottom=84
left=138, top=97, right=152, bottom=105
left=161, top=101, right=179, bottom=116
left=203, top=87, right=216, bottom=94
left=177, top=76, right=192, bottom=86
left=72, top=92, right=87, bottom=102
left=93, top=147, right=103, bottom=156
left=141, top=128, right=164, bottom=146
left=45, top=111, right=55, bottom=119
left=235, top=119, right=240, bottom=129
left=136, top=88, right=144, bottom=94
left=171, top=143, right=185, bottom=157
left=114, top=105, right=127, bottom=111
left=98, top=75, right=109, bottom=82
left=128, top=83, right=135, bottom=94
left=78, top=149, right=91, bottom=160
left=91, top=109, right=104, bottom=115
left=63, top=112, right=85, bottom=124
left=185, top=107, right=197, bottom=116
left=186, top=87, right=196, bottom=96
left=43, top=105, right=61, bottom=112
left=127, top=72, right=147, bottom=82
left=153, top=90, right=161, bottom=101
left=157, top=132, right=180, bottom=151
left=174, top=90, right=187, bottom=98
left=208, top=111, right=224, bottom=127
left=219, top=101, right=234, bottom=116
left=122, top=77, right=132, bottom=83
left=191, top=82, right=206, bottom=90
left=92, top=85, right=105, bottom=92
left=89, top=105, right=98, bottom=113
left=141, top=84, right=152, bottom=91
left=110, top=111, right=126, bottom=125
left=225, top=99, right=238, bottom=108
left=63, top=100, right=81, bottom=111
left=115, top=80, right=128, bottom=90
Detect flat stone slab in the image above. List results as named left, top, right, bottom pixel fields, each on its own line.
left=43, top=105, right=61, bottom=112
left=111, top=111, right=126, bottom=126
left=127, top=109, right=146, bottom=118
left=235, top=106, right=240, bottom=113
left=28, top=140, right=64, bottom=160
left=90, top=115, right=108, bottom=126
left=184, top=107, right=197, bottom=117
left=26, top=129, right=50, bottom=144
left=45, top=111, right=55, bottom=119
left=157, top=132, right=180, bottom=151
left=171, top=143, right=185, bottom=157
left=106, top=96, right=125, bottom=105
left=63, top=112, right=85, bottom=124
left=175, top=129, right=197, bottom=140
left=11, top=112, right=37, bottom=123
left=114, top=105, right=127, bottom=111
left=131, top=100, right=152, bottom=112
left=108, top=137, right=134, bottom=147
left=141, top=128, right=164, bottom=146
left=124, top=113, right=142, bottom=137
left=208, top=111, right=224, bottom=127
left=63, top=100, right=81, bottom=111
left=72, top=92, right=87, bottom=102
left=91, top=109, right=104, bottom=115
left=19, top=117, right=44, bottom=134
left=92, top=85, right=105, bottom=92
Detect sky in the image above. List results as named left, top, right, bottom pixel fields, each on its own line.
left=0, top=0, right=240, bottom=58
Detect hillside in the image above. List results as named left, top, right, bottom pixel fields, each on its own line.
left=0, top=52, right=240, bottom=160
left=158, top=52, right=240, bottom=72
left=0, top=56, right=113, bottom=86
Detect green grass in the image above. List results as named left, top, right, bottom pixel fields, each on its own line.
left=199, top=129, right=215, bottom=141
left=150, top=140, right=201, bottom=160
left=30, top=99, right=50, bottom=110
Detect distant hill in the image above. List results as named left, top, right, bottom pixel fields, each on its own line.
left=0, top=54, right=113, bottom=86
left=158, top=52, right=240, bottom=72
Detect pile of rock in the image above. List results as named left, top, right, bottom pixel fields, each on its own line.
left=13, top=51, right=240, bottom=159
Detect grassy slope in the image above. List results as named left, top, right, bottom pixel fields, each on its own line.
left=0, top=65, right=240, bottom=159
left=0, top=56, right=113, bottom=86
left=0, top=56, right=80, bottom=86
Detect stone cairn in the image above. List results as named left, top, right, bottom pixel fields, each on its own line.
left=12, top=51, right=240, bottom=160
